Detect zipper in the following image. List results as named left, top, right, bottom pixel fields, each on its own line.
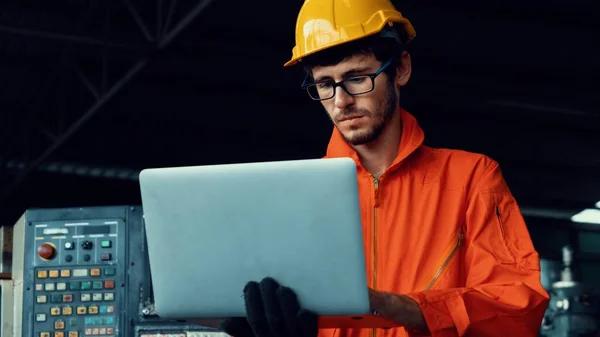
left=372, top=176, right=380, bottom=337
left=496, top=206, right=504, bottom=237
left=495, top=205, right=516, bottom=261
left=424, top=229, right=464, bottom=290
left=372, top=176, right=380, bottom=290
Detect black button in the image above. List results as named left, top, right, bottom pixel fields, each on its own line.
left=65, top=255, right=73, bottom=262
left=83, top=254, right=91, bottom=262
left=81, top=241, right=93, bottom=250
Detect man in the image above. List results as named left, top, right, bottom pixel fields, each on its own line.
left=220, top=0, right=550, bottom=336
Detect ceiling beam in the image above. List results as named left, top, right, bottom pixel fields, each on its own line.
left=0, top=0, right=219, bottom=206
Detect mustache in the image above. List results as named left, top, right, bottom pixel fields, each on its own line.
left=336, top=108, right=370, bottom=121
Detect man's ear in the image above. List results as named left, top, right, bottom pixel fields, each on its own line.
left=396, top=51, right=412, bottom=87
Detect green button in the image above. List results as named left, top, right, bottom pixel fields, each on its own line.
left=69, top=282, right=80, bottom=290
left=92, top=281, right=103, bottom=289
left=101, top=240, right=112, bottom=248
left=81, top=281, right=91, bottom=290
left=104, top=267, right=116, bottom=276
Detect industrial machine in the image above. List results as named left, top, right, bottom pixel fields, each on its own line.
left=6, top=205, right=226, bottom=337
left=540, top=245, right=600, bottom=337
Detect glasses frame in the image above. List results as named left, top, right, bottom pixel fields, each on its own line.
left=301, top=58, right=394, bottom=101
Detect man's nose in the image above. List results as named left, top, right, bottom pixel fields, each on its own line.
left=334, top=86, right=355, bottom=110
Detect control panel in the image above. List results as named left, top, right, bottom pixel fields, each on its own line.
left=21, top=206, right=136, bottom=337
left=18, top=205, right=231, bottom=337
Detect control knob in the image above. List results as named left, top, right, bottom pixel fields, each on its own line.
left=81, top=241, right=93, bottom=250
left=38, top=243, right=56, bottom=260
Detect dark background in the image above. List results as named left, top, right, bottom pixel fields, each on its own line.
left=1, top=0, right=599, bottom=282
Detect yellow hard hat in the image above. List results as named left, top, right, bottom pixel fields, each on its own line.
left=284, top=0, right=416, bottom=67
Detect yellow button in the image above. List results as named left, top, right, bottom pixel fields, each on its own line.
left=68, top=332, right=78, bottom=337
left=76, top=306, right=87, bottom=315
left=62, top=306, right=72, bottom=315
left=37, top=270, right=48, bottom=279
left=49, top=270, right=59, bottom=278
left=55, top=332, right=65, bottom=337
left=37, top=295, right=47, bottom=304
left=61, top=270, right=71, bottom=278
left=40, top=333, right=50, bottom=337
left=50, top=307, right=61, bottom=316
left=54, top=320, right=65, bottom=329
left=90, top=268, right=101, bottom=277
left=88, top=305, right=98, bottom=315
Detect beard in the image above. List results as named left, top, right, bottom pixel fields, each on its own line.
left=333, top=81, right=398, bottom=146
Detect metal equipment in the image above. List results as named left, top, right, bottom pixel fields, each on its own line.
left=16, top=206, right=138, bottom=337
left=12, top=205, right=223, bottom=337
left=1, top=279, right=16, bottom=336
left=540, top=245, right=600, bottom=337
left=1, top=225, right=12, bottom=276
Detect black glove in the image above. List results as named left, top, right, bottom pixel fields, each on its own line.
left=220, top=277, right=318, bottom=337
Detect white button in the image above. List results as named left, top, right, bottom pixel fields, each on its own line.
left=36, top=284, right=43, bottom=291
left=36, top=295, right=47, bottom=303
left=36, top=313, right=47, bottom=322
left=56, top=282, right=67, bottom=291
left=104, top=293, right=114, bottom=301
left=44, top=283, right=55, bottom=291
left=93, top=293, right=103, bottom=301
left=73, top=269, right=88, bottom=277
left=81, top=294, right=91, bottom=302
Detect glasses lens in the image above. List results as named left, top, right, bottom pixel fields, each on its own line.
left=344, top=76, right=374, bottom=95
left=304, top=76, right=373, bottom=100
left=306, top=84, right=333, bottom=100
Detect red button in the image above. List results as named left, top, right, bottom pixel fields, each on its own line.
left=38, top=243, right=56, bottom=260
left=104, top=281, right=115, bottom=289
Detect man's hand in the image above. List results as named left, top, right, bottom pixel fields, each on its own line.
left=368, top=288, right=428, bottom=333
left=220, top=277, right=318, bottom=337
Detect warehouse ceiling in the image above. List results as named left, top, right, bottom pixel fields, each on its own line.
left=0, top=0, right=599, bottom=239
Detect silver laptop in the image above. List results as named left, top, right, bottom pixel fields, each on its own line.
left=139, top=158, right=370, bottom=324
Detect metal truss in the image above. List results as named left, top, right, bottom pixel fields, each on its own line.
left=3, top=159, right=140, bottom=181
left=0, top=0, right=217, bottom=204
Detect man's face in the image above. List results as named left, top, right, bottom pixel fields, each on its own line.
left=310, top=54, right=400, bottom=146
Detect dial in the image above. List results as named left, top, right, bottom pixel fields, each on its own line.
left=81, top=241, right=93, bottom=250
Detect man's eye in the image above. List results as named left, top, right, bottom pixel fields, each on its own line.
left=347, top=77, right=366, bottom=84
left=317, top=82, right=333, bottom=89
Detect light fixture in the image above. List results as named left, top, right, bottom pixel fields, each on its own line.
left=596, top=201, right=600, bottom=209
left=571, top=209, right=600, bottom=225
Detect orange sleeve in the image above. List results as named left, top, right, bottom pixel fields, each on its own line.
left=406, top=159, right=549, bottom=337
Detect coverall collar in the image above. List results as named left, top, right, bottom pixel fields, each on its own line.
left=325, top=108, right=425, bottom=175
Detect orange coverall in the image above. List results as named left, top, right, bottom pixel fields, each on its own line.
left=320, top=108, right=550, bottom=337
